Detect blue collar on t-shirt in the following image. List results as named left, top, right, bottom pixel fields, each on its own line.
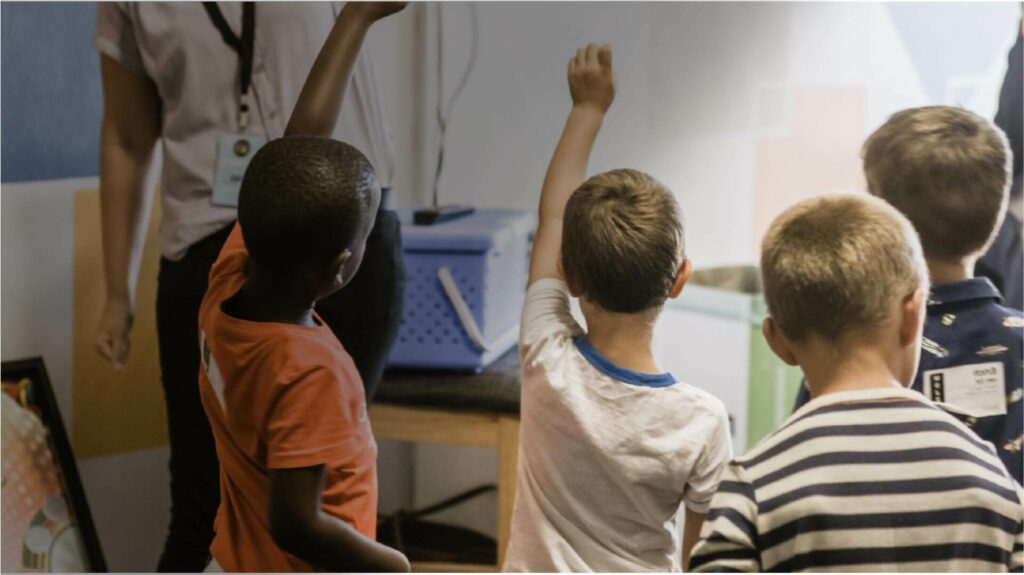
left=573, top=336, right=677, bottom=388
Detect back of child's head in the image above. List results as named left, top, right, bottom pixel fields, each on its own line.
left=761, top=193, right=928, bottom=345
left=862, top=106, right=1011, bottom=264
left=562, top=168, right=684, bottom=314
left=238, top=136, right=379, bottom=274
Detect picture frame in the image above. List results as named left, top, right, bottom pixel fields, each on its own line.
left=2, top=357, right=107, bottom=572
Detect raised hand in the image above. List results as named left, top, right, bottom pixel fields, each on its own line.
left=568, top=44, right=615, bottom=114
left=528, top=43, right=615, bottom=285
left=287, top=2, right=407, bottom=136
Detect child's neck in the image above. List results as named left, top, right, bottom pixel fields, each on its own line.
left=800, top=341, right=904, bottom=400
left=225, top=266, right=318, bottom=327
left=581, top=302, right=662, bottom=375
left=927, top=256, right=976, bottom=284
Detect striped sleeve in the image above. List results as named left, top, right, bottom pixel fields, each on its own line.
left=1012, top=483, right=1024, bottom=572
left=689, top=462, right=761, bottom=573
left=1013, top=522, right=1023, bottom=573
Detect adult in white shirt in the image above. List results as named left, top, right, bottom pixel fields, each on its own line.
left=92, top=3, right=404, bottom=570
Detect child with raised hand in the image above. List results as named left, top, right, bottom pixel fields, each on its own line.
left=690, top=194, right=1024, bottom=572
left=197, top=3, right=410, bottom=572
left=504, top=44, right=732, bottom=572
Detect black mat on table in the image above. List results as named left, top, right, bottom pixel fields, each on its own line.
left=374, top=348, right=521, bottom=414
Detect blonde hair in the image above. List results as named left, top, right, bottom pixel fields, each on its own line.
left=760, top=193, right=928, bottom=344
left=562, top=169, right=684, bottom=313
left=862, top=106, right=1011, bottom=263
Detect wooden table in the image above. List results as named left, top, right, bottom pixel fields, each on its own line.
left=370, top=404, right=520, bottom=572
left=370, top=350, right=522, bottom=572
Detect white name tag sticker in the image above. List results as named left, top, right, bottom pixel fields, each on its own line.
left=923, top=362, right=1007, bottom=418
left=211, top=133, right=266, bottom=207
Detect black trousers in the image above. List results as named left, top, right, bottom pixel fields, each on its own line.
left=154, top=210, right=405, bottom=572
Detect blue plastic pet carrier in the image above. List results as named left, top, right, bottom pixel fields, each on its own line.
left=387, top=209, right=536, bottom=371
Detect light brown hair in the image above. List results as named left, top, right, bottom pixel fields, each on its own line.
left=760, top=193, right=928, bottom=344
left=562, top=169, right=684, bottom=313
left=862, top=106, right=1011, bottom=263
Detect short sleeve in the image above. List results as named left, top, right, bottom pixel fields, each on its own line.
left=683, top=403, right=734, bottom=513
left=218, top=223, right=247, bottom=260
left=93, top=2, right=147, bottom=77
left=689, top=463, right=761, bottom=572
left=1011, top=482, right=1024, bottom=572
left=265, top=366, right=362, bottom=469
left=519, top=278, right=583, bottom=365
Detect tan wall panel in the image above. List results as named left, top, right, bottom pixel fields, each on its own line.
left=752, top=86, right=868, bottom=256
left=73, top=189, right=168, bottom=458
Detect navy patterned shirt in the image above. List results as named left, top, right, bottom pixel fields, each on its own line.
left=794, top=278, right=1023, bottom=484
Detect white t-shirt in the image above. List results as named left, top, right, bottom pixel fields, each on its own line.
left=504, top=279, right=733, bottom=572
left=94, top=2, right=394, bottom=261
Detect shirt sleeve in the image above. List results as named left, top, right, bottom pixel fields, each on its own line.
left=683, top=403, right=734, bottom=513
left=519, top=278, right=583, bottom=366
left=265, top=366, right=363, bottom=469
left=93, top=2, right=147, bottom=76
left=1011, top=482, right=1024, bottom=572
left=689, top=463, right=762, bottom=573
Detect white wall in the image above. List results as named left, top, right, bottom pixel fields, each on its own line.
left=1, top=178, right=83, bottom=422
left=366, top=5, right=425, bottom=209
left=423, top=2, right=1018, bottom=264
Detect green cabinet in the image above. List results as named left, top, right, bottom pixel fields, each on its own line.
left=665, top=266, right=804, bottom=452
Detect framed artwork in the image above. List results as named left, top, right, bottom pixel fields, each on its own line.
left=1, top=357, right=106, bottom=572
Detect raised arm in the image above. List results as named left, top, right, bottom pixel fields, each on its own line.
left=94, top=54, right=162, bottom=371
left=285, top=2, right=406, bottom=137
left=529, top=44, right=615, bottom=285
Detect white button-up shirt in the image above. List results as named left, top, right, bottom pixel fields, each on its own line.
left=94, top=2, right=394, bottom=260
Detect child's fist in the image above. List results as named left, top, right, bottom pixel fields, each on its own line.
left=346, top=2, right=408, bottom=23
left=568, top=44, right=615, bottom=113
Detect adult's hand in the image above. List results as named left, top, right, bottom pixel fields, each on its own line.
left=95, top=298, right=133, bottom=371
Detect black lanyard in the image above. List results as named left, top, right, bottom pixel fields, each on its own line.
left=203, top=2, right=256, bottom=130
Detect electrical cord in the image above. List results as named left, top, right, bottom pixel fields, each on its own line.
left=432, top=3, right=479, bottom=207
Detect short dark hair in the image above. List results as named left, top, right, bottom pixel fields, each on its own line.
left=238, top=136, right=378, bottom=272
left=862, top=106, right=1011, bottom=262
left=562, top=169, right=684, bottom=313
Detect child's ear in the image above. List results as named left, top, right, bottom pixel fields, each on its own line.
left=668, top=259, right=693, bottom=299
left=763, top=317, right=799, bottom=366
left=898, top=288, right=926, bottom=347
left=558, top=256, right=580, bottom=297
left=330, top=249, right=353, bottom=283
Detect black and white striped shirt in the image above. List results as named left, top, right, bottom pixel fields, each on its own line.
left=690, top=387, right=1024, bottom=572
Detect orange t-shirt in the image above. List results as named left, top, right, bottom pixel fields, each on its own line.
left=197, top=224, right=378, bottom=572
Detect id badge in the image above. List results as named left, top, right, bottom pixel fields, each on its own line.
left=211, top=133, right=266, bottom=207
left=923, top=361, right=1007, bottom=418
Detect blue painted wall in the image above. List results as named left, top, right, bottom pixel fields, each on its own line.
left=1, top=2, right=102, bottom=183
